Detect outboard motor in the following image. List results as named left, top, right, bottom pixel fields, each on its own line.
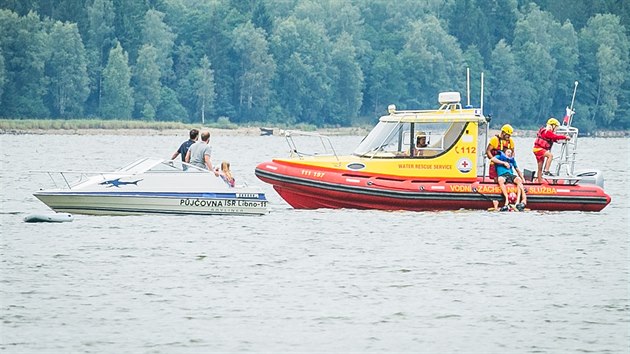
left=576, top=170, right=605, bottom=189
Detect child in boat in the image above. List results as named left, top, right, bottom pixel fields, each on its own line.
left=216, top=161, right=235, bottom=187
left=495, top=148, right=527, bottom=211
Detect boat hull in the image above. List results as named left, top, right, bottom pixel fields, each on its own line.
left=34, top=191, right=269, bottom=216
left=256, top=161, right=611, bottom=212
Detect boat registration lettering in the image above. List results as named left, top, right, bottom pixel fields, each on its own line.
left=301, top=169, right=326, bottom=178
left=180, top=198, right=268, bottom=208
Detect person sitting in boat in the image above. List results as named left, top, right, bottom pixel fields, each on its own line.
left=486, top=124, right=515, bottom=182
left=185, top=131, right=219, bottom=176
left=171, top=128, right=199, bottom=171
left=495, top=148, right=527, bottom=211
left=216, top=161, right=235, bottom=187
left=414, top=131, right=428, bottom=156
left=532, top=117, right=570, bottom=183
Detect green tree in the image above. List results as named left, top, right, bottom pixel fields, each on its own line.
left=327, top=32, right=363, bottom=125
left=271, top=16, right=333, bottom=125
left=517, top=41, right=555, bottom=122
left=141, top=9, right=176, bottom=84
left=168, top=1, right=240, bottom=118
left=551, top=21, right=579, bottom=114
left=0, top=48, right=6, bottom=107
left=0, top=10, right=49, bottom=118
left=112, top=0, right=149, bottom=62
left=133, top=44, right=161, bottom=120
left=364, top=49, right=404, bottom=117
left=512, top=4, right=562, bottom=121
left=252, top=1, right=273, bottom=36
left=292, top=0, right=363, bottom=41
left=445, top=0, right=492, bottom=60
left=172, top=42, right=196, bottom=122
left=85, top=0, right=115, bottom=114
left=487, top=40, right=524, bottom=126
left=46, top=21, right=90, bottom=117
left=398, top=16, right=465, bottom=109
left=192, top=55, right=216, bottom=124
left=100, top=41, right=133, bottom=118
left=579, top=14, right=630, bottom=127
left=232, top=21, right=276, bottom=122
left=157, top=86, right=187, bottom=121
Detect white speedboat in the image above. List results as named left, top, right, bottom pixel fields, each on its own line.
left=33, top=158, right=269, bottom=216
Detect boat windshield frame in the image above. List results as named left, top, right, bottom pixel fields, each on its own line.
left=352, top=112, right=484, bottom=158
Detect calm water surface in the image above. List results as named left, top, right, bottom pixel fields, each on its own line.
left=1, top=133, right=629, bottom=353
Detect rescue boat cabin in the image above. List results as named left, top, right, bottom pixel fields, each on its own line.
left=349, top=91, right=488, bottom=181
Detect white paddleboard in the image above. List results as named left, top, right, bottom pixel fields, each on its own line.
left=24, top=213, right=74, bottom=223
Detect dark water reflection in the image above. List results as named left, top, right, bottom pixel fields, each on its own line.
left=1, top=134, right=628, bottom=353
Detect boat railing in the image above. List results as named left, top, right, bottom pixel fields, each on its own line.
left=284, top=130, right=339, bottom=161
left=31, top=170, right=143, bottom=189
left=553, top=126, right=579, bottom=177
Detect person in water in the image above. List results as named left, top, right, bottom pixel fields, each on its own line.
left=217, top=161, right=235, bottom=187
left=495, top=148, right=527, bottom=211
left=486, top=124, right=515, bottom=182
left=532, top=117, right=570, bottom=183
left=171, top=129, right=199, bottom=170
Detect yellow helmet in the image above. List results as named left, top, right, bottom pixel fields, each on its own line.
left=501, top=124, right=513, bottom=135
left=547, top=117, right=560, bottom=126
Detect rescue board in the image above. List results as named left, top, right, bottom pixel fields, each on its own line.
left=24, top=213, right=74, bottom=223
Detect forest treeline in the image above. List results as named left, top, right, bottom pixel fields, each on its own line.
left=0, top=0, right=628, bottom=131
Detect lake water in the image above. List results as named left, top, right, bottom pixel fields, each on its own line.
left=1, top=133, right=629, bottom=353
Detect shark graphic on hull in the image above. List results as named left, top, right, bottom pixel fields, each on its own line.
left=99, top=178, right=143, bottom=188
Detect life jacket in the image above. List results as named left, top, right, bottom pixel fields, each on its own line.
left=490, top=135, right=513, bottom=158
left=534, top=127, right=553, bottom=150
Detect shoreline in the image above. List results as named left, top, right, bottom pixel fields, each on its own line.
left=0, top=126, right=373, bottom=137
left=0, top=126, right=626, bottom=137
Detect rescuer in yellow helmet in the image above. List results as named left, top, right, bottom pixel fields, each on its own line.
left=532, top=117, right=570, bottom=183
left=486, top=124, right=515, bottom=182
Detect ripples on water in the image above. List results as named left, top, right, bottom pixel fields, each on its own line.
left=1, top=134, right=629, bottom=353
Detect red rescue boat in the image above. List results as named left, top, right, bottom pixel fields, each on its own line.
left=256, top=92, right=611, bottom=212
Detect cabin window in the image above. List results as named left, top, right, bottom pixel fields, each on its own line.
left=353, top=120, right=467, bottom=158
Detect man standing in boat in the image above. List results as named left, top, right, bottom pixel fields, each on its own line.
left=532, top=118, right=570, bottom=183
left=486, top=124, right=515, bottom=182
left=185, top=131, right=218, bottom=175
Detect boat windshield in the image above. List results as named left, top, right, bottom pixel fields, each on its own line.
left=352, top=120, right=466, bottom=158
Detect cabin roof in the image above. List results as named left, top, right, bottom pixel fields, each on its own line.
left=380, top=108, right=486, bottom=124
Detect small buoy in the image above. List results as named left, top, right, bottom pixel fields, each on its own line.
left=24, top=213, right=74, bottom=223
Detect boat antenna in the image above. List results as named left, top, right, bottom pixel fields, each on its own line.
left=481, top=71, right=488, bottom=182
left=466, top=67, right=470, bottom=107
left=480, top=72, right=484, bottom=114
left=566, top=81, right=578, bottom=126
